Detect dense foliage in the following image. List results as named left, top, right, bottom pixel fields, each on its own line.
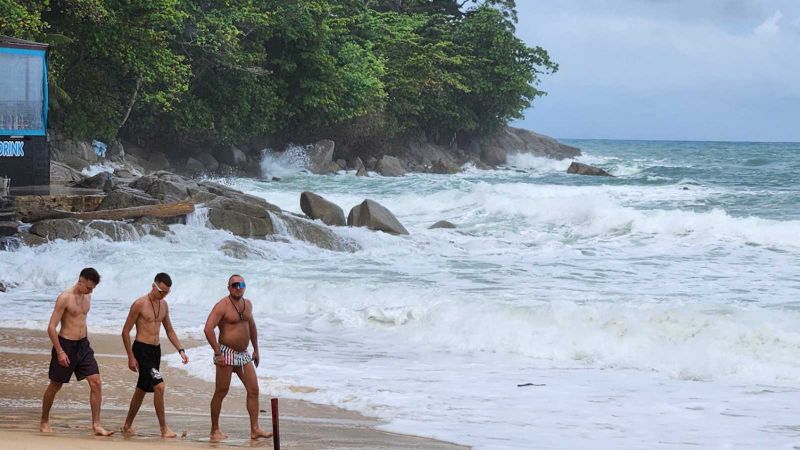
left=0, top=0, right=556, bottom=147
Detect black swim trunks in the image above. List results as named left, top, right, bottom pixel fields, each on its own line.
left=49, top=336, right=100, bottom=383
left=132, top=340, right=163, bottom=392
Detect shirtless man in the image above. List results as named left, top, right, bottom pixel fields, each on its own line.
left=121, top=273, right=189, bottom=437
left=204, top=274, right=271, bottom=441
left=40, top=267, right=113, bottom=436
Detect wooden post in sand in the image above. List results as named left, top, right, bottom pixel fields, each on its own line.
left=271, top=397, right=280, bottom=450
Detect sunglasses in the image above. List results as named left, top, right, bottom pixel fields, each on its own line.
left=229, top=281, right=246, bottom=289
left=152, top=283, right=170, bottom=295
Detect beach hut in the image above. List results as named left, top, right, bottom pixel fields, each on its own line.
left=0, top=36, right=49, bottom=187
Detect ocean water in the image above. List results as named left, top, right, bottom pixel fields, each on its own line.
left=2, top=139, right=800, bottom=449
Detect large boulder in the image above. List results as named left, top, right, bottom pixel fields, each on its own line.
left=71, top=171, right=113, bottom=191
left=97, top=186, right=160, bottom=210
left=129, top=172, right=196, bottom=202
left=147, top=151, right=171, bottom=172
left=49, top=138, right=98, bottom=170
left=347, top=199, right=409, bottom=235
left=376, top=155, right=406, bottom=177
left=184, top=157, right=206, bottom=175
left=50, top=161, right=85, bottom=185
left=429, top=220, right=457, bottom=229
left=214, top=146, right=248, bottom=168
left=307, top=140, right=339, bottom=174
left=277, top=214, right=359, bottom=252
left=300, top=192, right=346, bottom=226
left=30, top=219, right=84, bottom=240
left=197, top=152, right=220, bottom=172
left=84, top=221, right=140, bottom=241
left=431, top=158, right=461, bottom=174
left=566, top=162, right=613, bottom=177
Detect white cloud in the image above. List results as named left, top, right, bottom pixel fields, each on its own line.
left=513, top=1, right=800, bottom=141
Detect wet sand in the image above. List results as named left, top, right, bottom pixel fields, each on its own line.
left=0, top=327, right=467, bottom=449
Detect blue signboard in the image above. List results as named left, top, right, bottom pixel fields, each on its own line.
left=0, top=47, right=48, bottom=137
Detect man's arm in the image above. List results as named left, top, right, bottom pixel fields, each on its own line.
left=162, top=304, right=188, bottom=364
left=204, top=302, right=224, bottom=363
left=121, top=301, right=140, bottom=372
left=47, top=294, right=69, bottom=367
left=248, top=300, right=259, bottom=368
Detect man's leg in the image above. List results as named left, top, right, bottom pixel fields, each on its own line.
left=234, top=363, right=272, bottom=440
left=210, top=365, right=233, bottom=440
left=122, top=387, right=146, bottom=435
left=153, top=383, right=176, bottom=438
left=86, top=374, right=113, bottom=436
left=40, top=381, right=63, bottom=432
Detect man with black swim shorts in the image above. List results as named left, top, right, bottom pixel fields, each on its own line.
left=121, top=273, right=189, bottom=437
left=40, top=268, right=113, bottom=436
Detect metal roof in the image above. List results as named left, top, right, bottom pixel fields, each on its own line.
left=0, top=35, right=48, bottom=50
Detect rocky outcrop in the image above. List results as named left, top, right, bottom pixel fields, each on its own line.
left=307, top=140, right=340, bottom=174
left=300, top=192, right=346, bottom=226
left=566, top=162, right=613, bottom=177
left=377, top=155, right=406, bottom=177
left=71, top=172, right=113, bottom=191
left=480, top=127, right=581, bottom=165
left=429, top=220, right=457, bottom=229
left=347, top=199, right=409, bottom=235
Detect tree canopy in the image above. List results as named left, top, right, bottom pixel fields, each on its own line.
left=0, top=0, right=556, bottom=148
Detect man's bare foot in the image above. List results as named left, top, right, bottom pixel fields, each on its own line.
left=121, top=425, right=136, bottom=436
left=251, top=428, right=273, bottom=440
left=161, top=427, right=177, bottom=438
left=40, top=422, right=53, bottom=433
left=92, top=424, right=115, bottom=436
left=209, top=429, right=227, bottom=441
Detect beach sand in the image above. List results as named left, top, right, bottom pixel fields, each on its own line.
left=0, top=327, right=467, bottom=449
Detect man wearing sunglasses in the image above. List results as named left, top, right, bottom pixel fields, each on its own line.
left=204, top=274, right=271, bottom=441
left=121, top=272, right=189, bottom=438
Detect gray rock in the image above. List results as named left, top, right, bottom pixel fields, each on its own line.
left=220, top=240, right=254, bottom=259
left=16, top=232, right=47, bottom=247
left=431, top=158, right=461, bottom=174
left=50, top=161, right=85, bottom=185
left=307, top=140, right=337, bottom=174
left=300, top=192, right=346, bottom=226
left=429, top=220, right=457, bottom=229
left=147, top=151, right=171, bottom=171
left=481, top=127, right=581, bottom=165
left=214, top=146, right=248, bottom=168
left=97, top=186, right=160, bottom=210
left=277, top=213, right=360, bottom=252
left=129, top=173, right=195, bottom=202
left=85, top=221, right=140, bottom=241
left=336, top=159, right=347, bottom=170
left=49, top=138, right=98, bottom=170
left=197, top=152, right=220, bottom=172
left=133, top=217, right=171, bottom=237
left=356, top=166, right=369, bottom=177
left=347, top=199, right=409, bottom=235
left=30, top=219, right=84, bottom=240
left=184, top=157, right=206, bottom=175
left=566, top=162, right=613, bottom=177
left=376, top=155, right=406, bottom=177
left=365, top=156, right=378, bottom=171
left=72, top=171, right=113, bottom=191
left=0, top=221, right=19, bottom=237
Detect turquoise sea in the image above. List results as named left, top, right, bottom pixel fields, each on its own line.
left=1, top=139, right=799, bottom=449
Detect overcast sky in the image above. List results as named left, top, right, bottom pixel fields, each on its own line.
left=512, top=0, right=800, bottom=141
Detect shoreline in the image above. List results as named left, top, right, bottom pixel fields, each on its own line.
left=0, top=327, right=468, bottom=449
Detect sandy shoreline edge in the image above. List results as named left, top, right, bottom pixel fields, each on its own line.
left=0, top=327, right=467, bottom=449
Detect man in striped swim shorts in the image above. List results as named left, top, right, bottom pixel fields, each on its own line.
left=204, top=274, right=272, bottom=441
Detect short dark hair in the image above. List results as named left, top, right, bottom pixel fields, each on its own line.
left=154, top=272, right=172, bottom=287
left=79, top=267, right=100, bottom=284
left=228, top=274, right=242, bottom=284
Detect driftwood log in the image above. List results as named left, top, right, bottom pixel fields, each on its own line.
left=22, top=201, right=195, bottom=223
